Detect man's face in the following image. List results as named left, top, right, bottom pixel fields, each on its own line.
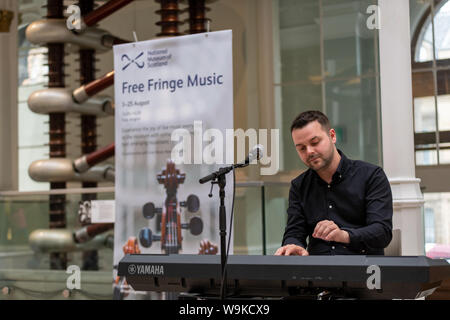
left=292, top=121, right=336, bottom=172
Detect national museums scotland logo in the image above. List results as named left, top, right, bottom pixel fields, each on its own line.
left=121, top=53, right=145, bottom=71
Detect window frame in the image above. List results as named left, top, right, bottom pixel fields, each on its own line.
left=411, top=0, right=450, bottom=166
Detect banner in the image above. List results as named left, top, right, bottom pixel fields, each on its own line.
left=113, top=30, right=234, bottom=298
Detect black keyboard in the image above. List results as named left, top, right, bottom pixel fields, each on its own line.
left=118, top=254, right=450, bottom=299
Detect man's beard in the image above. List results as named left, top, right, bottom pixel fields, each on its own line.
left=306, top=147, right=334, bottom=172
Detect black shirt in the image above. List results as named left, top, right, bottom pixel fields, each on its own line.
left=282, top=150, right=393, bottom=255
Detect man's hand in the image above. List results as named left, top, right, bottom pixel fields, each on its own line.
left=275, top=244, right=309, bottom=256
left=312, top=220, right=350, bottom=243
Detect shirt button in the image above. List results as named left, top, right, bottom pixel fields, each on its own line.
left=328, top=185, right=331, bottom=188
left=331, top=246, right=335, bottom=250
left=329, top=205, right=332, bottom=209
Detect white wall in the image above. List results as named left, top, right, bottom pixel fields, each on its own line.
left=379, top=0, right=425, bottom=255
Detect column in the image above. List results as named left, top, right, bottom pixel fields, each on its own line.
left=378, top=0, right=424, bottom=255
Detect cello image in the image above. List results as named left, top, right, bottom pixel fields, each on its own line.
left=138, top=159, right=204, bottom=254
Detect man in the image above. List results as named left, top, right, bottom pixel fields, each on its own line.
left=275, top=111, right=392, bottom=256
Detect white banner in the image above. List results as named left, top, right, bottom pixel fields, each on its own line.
left=113, top=31, right=234, bottom=277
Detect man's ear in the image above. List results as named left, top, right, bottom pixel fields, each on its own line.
left=329, top=128, right=337, bottom=143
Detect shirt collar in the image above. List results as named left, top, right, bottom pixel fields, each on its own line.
left=336, top=149, right=349, bottom=174
left=332, top=149, right=350, bottom=181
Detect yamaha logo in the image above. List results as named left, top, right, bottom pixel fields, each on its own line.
left=128, top=264, right=137, bottom=275
left=127, top=264, right=164, bottom=276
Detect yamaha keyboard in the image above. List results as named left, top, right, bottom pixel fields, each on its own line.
left=118, top=254, right=450, bottom=299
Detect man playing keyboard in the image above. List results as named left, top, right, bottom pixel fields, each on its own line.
left=275, top=111, right=393, bottom=256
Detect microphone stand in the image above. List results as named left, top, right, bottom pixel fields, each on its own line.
left=217, top=169, right=228, bottom=300
left=199, top=162, right=247, bottom=300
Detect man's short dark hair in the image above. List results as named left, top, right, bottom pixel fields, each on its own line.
left=290, top=110, right=331, bottom=133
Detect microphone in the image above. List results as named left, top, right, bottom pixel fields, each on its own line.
left=199, top=145, right=264, bottom=184
left=243, top=144, right=264, bottom=165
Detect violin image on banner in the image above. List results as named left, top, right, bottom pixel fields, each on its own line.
left=138, top=160, right=204, bottom=254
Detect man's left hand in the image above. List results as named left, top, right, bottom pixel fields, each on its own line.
left=312, top=220, right=350, bottom=244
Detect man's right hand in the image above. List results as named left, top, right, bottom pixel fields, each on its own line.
left=274, top=244, right=309, bottom=256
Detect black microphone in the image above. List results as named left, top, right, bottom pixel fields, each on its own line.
left=199, top=171, right=220, bottom=184
left=241, top=144, right=264, bottom=165
left=198, top=144, right=264, bottom=184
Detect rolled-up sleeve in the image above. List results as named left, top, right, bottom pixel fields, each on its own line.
left=282, top=181, right=308, bottom=249
left=342, top=167, right=393, bottom=251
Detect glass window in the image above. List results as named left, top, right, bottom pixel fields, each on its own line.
left=437, top=94, right=450, bottom=131
left=411, top=0, right=450, bottom=166
left=414, top=96, right=437, bottom=133
left=18, top=0, right=49, bottom=191
left=415, top=0, right=450, bottom=62
left=424, top=193, right=450, bottom=259
left=434, top=2, right=450, bottom=60
left=424, top=207, right=435, bottom=244
left=411, top=0, right=450, bottom=258
left=273, top=0, right=381, bottom=172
